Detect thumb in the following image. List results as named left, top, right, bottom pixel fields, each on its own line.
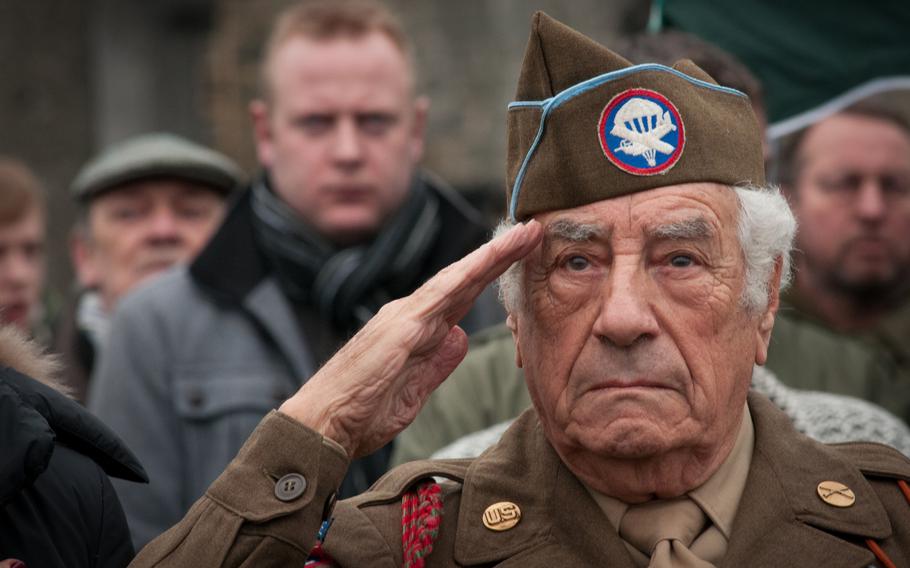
left=428, top=325, right=469, bottom=387
left=401, top=325, right=469, bottom=408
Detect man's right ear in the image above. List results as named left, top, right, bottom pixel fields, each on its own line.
left=507, top=313, right=523, bottom=368
left=249, top=99, right=274, bottom=167
left=70, top=230, right=99, bottom=289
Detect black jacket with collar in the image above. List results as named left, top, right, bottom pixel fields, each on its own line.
left=0, top=366, right=147, bottom=567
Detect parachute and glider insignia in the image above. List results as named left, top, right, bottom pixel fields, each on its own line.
left=598, top=88, right=685, bottom=176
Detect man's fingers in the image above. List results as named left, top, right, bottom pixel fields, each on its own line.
left=414, top=220, right=542, bottom=320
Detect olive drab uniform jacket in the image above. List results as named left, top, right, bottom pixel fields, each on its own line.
left=132, top=392, right=910, bottom=567
left=771, top=289, right=910, bottom=425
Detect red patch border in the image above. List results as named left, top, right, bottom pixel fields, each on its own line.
left=597, top=88, right=686, bottom=176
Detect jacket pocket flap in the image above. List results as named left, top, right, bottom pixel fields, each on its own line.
left=174, top=374, right=289, bottom=420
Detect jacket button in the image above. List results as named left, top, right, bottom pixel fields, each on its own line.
left=275, top=473, right=307, bottom=501
left=188, top=390, right=205, bottom=409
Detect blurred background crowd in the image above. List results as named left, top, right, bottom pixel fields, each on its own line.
left=1, top=0, right=909, bottom=565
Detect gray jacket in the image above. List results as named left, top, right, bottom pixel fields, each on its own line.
left=88, top=184, right=502, bottom=549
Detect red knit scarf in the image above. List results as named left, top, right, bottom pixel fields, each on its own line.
left=305, top=480, right=444, bottom=567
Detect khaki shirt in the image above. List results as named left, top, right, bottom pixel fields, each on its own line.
left=133, top=393, right=910, bottom=567
left=589, top=405, right=754, bottom=565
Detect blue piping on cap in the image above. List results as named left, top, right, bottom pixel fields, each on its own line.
left=507, top=63, right=746, bottom=221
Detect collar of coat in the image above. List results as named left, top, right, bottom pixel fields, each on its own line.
left=189, top=187, right=269, bottom=305
left=362, top=391, right=910, bottom=566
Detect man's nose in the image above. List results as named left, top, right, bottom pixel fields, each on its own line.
left=146, top=209, right=182, bottom=242
left=0, top=252, right=33, bottom=286
left=855, top=179, right=887, bottom=222
left=592, top=265, right=660, bottom=348
left=331, top=118, right=364, bottom=167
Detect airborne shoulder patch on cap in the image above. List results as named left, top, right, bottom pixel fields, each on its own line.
left=598, top=88, right=685, bottom=176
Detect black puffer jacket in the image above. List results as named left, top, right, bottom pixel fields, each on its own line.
left=0, top=366, right=147, bottom=567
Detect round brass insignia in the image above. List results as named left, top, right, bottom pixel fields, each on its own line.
left=817, top=481, right=856, bottom=508
left=482, top=501, right=522, bottom=531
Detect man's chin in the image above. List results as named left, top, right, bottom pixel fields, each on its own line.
left=832, top=264, right=907, bottom=300
left=566, top=418, right=675, bottom=459
left=320, top=216, right=384, bottom=246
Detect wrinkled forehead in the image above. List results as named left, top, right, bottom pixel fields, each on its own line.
left=533, top=182, right=739, bottom=240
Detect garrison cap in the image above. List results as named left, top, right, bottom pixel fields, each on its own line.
left=71, top=133, right=244, bottom=202
left=507, top=13, right=765, bottom=221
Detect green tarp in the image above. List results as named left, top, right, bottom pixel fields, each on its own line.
left=656, top=0, right=910, bottom=138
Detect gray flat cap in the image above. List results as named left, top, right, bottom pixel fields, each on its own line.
left=71, top=132, right=245, bottom=201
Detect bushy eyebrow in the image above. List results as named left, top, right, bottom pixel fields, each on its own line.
left=546, top=219, right=604, bottom=242
left=648, top=216, right=715, bottom=241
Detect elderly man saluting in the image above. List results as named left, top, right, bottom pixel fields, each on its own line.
left=133, top=13, right=910, bottom=567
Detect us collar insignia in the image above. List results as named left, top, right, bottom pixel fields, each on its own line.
left=598, top=88, right=685, bottom=176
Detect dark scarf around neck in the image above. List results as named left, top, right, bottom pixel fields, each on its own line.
left=251, top=173, right=441, bottom=333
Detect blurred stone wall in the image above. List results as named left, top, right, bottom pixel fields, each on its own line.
left=0, top=1, right=92, bottom=294
left=0, top=0, right=646, bottom=297
left=0, top=0, right=218, bottom=297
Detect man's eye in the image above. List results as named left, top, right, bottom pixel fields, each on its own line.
left=669, top=254, right=694, bottom=268
left=565, top=256, right=590, bottom=271
left=358, top=113, right=396, bottom=135
left=819, top=176, right=860, bottom=194
left=177, top=206, right=210, bottom=220
left=882, top=175, right=910, bottom=197
left=296, top=115, right=334, bottom=134
left=111, top=207, right=144, bottom=221
left=22, top=242, right=43, bottom=259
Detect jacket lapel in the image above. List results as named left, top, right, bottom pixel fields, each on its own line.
left=722, top=393, right=889, bottom=567
left=190, top=187, right=315, bottom=383
left=243, top=277, right=315, bottom=382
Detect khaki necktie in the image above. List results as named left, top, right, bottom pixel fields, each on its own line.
left=618, top=497, right=715, bottom=568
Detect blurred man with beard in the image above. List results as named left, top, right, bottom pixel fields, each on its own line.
left=57, top=133, right=242, bottom=401
left=775, top=104, right=910, bottom=419
left=0, top=159, right=49, bottom=343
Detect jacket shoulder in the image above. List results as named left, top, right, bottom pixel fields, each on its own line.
left=351, top=458, right=471, bottom=508
left=829, top=441, right=910, bottom=481
left=116, top=265, right=200, bottom=314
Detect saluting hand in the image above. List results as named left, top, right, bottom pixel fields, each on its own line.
left=279, top=221, right=542, bottom=459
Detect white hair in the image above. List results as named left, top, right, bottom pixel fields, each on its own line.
left=733, top=184, right=796, bottom=312
left=496, top=184, right=796, bottom=315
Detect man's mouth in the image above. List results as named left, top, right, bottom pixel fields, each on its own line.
left=137, top=256, right=182, bottom=275
left=326, top=184, right=374, bottom=202
left=0, top=301, right=29, bottom=325
left=588, top=379, right=676, bottom=392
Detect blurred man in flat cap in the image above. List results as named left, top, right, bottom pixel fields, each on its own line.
left=57, top=132, right=242, bottom=401
left=89, top=0, right=501, bottom=551
left=132, top=13, right=910, bottom=567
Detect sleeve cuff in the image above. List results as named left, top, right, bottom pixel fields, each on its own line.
left=206, top=410, right=350, bottom=523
